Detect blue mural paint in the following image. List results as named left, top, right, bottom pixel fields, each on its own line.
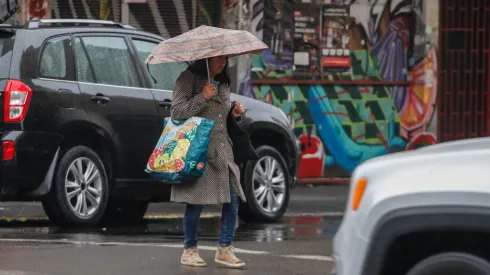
left=308, top=85, right=406, bottom=172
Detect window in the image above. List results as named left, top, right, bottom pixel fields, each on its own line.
left=80, top=36, right=140, bottom=87
left=0, top=31, right=15, bottom=79
left=39, top=36, right=69, bottom=79
left=132, top=39, right=188, bottom=91
left=74, top=38, right=94, bottom=83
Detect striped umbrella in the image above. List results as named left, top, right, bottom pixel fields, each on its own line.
left=145, top=25, right=268, bottom=65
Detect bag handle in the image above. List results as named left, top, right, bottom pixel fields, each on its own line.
left=170, top=78, right=198, bottom=125
left=170, top=119, right=188, bottom=126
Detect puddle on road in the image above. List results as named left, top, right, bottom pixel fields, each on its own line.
left=0, top=216, right=342, bottom=243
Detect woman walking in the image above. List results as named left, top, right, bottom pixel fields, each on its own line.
left=170, top=56, right=247, bottom=268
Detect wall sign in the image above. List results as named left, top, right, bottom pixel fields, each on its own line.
left=321, top=4, right=351, bottom=72
left=292, top=1, right=320, bottom=78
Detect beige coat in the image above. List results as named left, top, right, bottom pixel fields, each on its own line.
left=169, top=69, right=246, bottom=205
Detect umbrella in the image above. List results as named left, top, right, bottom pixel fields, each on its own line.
left=145, top=25, right=268, bottom=65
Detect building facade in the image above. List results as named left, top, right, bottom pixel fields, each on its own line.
left=3, top=0, right=219, bottom=34
left=3, top=0, right=490, bottom=180
left=235, top=0, right=440, bottom=179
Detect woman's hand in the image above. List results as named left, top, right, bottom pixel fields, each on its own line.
left=202, top=83, right=217, bottom=100
left=232, top=102, right=245, bottom=118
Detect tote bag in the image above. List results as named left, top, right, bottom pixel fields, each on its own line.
left=145, top=116, right=215, bottom=183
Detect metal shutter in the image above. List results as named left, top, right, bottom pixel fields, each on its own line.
left=200, top=0, right=221, bottom=27
left=128, top=0, right=198, bottom=38
left=52, top=0, right=121, bottom=22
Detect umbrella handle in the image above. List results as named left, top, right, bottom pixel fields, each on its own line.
left=206, top=58, right=219, bottom=95
left=206, top=58, right=210, bottom=82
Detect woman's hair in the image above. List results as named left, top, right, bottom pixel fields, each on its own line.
left=188, top=57, right=231, bottom=85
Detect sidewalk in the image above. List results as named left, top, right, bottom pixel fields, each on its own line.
left=298, top=177, right=350, bottom=185
left=0, top=185, right=349, bottom=220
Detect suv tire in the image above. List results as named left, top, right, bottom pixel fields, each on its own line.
left=42, top=145, right=109, bottom=227
left=406, top=252, right=490, bottom=275
left=239, top=145, right=290, bottom=223
left=101, top=199, right=149, bottom=225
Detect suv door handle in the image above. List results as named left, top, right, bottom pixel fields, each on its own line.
left=158, top=100, right=172, bottom=109
left=91, top=94, right=110, bottom=105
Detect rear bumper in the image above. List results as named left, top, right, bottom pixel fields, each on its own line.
left=1, top=131, right=62, bottom=192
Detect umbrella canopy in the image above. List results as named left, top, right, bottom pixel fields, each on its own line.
left=145, top=25, right=268, bottom=64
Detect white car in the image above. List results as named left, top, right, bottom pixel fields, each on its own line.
left=332, top=137, right=490, bottom=275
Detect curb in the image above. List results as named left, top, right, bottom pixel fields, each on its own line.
left=0, top=213, right=220, bottom=224
left=297, top=178, right=350, bottom=185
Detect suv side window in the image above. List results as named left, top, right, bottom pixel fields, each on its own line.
left=39, top=36, right=71, bottom=80
left=78, top=36, right=140, bottom=87
left=74, top=37, right=95, bottom=83
left=132, top=39, right=188, bottom=91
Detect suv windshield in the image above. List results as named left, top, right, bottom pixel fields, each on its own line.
left=0, top=30, right=15, bottom=79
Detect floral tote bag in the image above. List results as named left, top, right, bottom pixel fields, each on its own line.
left=145, top=116, right=215, bottom=183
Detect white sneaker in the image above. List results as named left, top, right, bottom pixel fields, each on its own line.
left=215, top=246, right=245, bottom=268
left=181, top=247, right=207, bottom=267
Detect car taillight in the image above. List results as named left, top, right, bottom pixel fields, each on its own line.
left=3, top=79, right=32, bottom=123
left=2, top=141, right=15, bottom=160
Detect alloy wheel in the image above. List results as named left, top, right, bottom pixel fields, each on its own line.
left=252, top=156, right=286, bottom=213
left=64, top=157, right=103, bottom=218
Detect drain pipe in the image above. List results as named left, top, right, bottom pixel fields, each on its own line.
left=196, top=0, right=201, bottom=27
left=237, top=0, right=244, bottom=30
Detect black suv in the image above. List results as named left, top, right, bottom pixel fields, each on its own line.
left=0, top=19, right=299, bottom=226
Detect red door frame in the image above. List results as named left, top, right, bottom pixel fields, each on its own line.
left=438, top=0, right=490, bottom=141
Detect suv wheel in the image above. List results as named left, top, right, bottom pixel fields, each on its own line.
left=42, top=145, right=109, bottom=227
left=239, top=145, right=290, bottom=223
left=406, top=252, right=490, bottom=275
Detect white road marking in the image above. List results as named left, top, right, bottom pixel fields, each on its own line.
left=0, top=271, right=48, bottom=275
left=0, top=238, right=332, bottom=261
left=283, top=255, right=333, bottom=261
left=283, top=212, right=344, bottom=217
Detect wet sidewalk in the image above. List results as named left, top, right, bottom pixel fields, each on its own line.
left=0, top=186, right=346, bottom=274
left=0, top=185, right=349, bottom=221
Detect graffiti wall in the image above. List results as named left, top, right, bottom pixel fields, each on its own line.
left=219, top=0, right=257, bottom=97
left=24, top=0, right=50, bottom=20
left=0, top=0, right=20, bottom=24
left=239, top=0, right=439, bottom=178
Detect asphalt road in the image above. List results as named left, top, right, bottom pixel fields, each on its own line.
left=0, top=185, right=349, bottom=275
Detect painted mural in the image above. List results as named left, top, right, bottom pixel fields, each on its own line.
left=240, top=0, right=439, bottom=178
left=26, top=0, right=50, bottom=20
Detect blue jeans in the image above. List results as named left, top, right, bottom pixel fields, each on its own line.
left=184, top=184, right=239, bottom=248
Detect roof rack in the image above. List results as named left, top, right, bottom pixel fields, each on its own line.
left=26, top=19, right=135, bottom=29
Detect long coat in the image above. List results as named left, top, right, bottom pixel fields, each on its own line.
left=169, top=69, right=246, bottom=205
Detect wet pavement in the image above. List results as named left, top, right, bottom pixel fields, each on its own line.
left=0, top=185, right=348, bottom=275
